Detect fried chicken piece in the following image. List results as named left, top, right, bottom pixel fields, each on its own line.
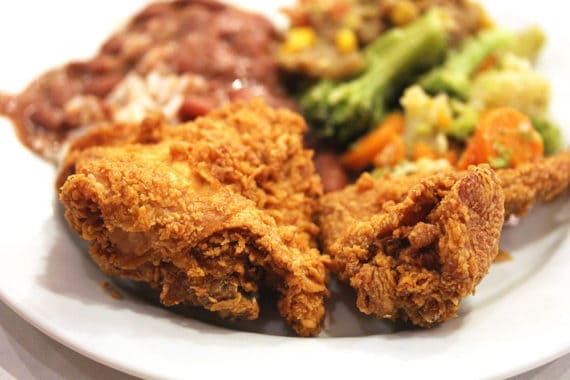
left=325, top=150, right=570, bottom=223
left=498, top=149, right=570, bottom=218
left=317, top=151, right=570, bottom=326
left=58, top=100, right=328, bottom=336
left=318, top=165, right=504, bottom=327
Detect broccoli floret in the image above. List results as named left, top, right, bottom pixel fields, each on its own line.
left=419, top=28, right=513, bottom=100
left=470, top=54, right=550, bottom=119
left=300, top=9, right=449, bottom=144
left=531, top=117, right=562, bottom=155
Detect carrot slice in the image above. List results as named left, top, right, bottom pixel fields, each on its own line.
left=342, top=112, right=405, bottom=170
left=457, top=107, right=544, bottom=169
left=475, top=54, right=498, bottom=74
left=412, top=142, right=437, bottom=161
left=373, top=133, right=406, bottom=168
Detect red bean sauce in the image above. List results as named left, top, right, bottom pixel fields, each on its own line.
left=0, top=0, right=296, bottom=160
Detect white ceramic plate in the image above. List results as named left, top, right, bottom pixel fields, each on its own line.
left=0, top=1, right=569, bottom=379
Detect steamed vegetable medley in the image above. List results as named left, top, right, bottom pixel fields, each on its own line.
left=278, top=0, right=562, bottom=175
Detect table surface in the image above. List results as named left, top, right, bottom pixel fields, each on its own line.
left=1, top=300, right=568, bottom=380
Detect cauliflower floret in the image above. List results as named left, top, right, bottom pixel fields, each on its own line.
left=470, top=53, right=550, bottom=118
left=400, top=85, right=451, bottom=156
left=390, top=157, right=453, bottom=177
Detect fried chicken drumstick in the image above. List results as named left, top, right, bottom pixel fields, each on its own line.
left=58, top=100, right=328, bottom=336
left=318, top=165, right=505, bottom=327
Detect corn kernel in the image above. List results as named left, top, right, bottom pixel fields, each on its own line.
left=282, top=27, right=316, bottom=53
left=479, top=7, right=495, bottom=29
left=335, top=28, right=358, bottom=54
left=437, top=107, right=452, bottom=129
left=389, top=1, right=418, bottom=26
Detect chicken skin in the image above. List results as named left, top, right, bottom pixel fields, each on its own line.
left=318, top=165, right=505, bottom=327
left=497, top=149, right=570, bottom=218
left=58, top=100, right=328, bottom=337
left=321, top=150, right=570, bottom=222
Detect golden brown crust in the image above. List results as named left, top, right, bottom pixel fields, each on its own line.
left=59, top=100, right=327, bottom=336
left=318, top=150, right=570, bottom=227
left=498, top=149, right=570, bottom=218
left=318, top=165, right=504, bottom=326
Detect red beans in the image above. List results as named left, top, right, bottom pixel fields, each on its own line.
left=314, top=152, right=349, bottom=193
left=84, top=73, right=124, bottom=97
left=3, top=0, right=294, bottom=160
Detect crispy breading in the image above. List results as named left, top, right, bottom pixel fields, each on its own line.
left=322, top=150, right=570, bottom=224
left=497, top=150, right=570, bottom=217
left=59, top=100, right=328, bottom=336
left=318, top=165, right=504, bottom=326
